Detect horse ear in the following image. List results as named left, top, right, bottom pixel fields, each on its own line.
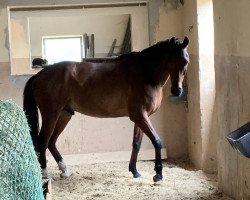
left=170, top=37, right=176, bottom=44
left=181, top=36, right=189, bottom=48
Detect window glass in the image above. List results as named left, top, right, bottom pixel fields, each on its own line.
left=43, top=36, right=83, bottom=64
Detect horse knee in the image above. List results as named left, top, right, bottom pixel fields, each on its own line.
left=152, top=139, right=162, bottom=149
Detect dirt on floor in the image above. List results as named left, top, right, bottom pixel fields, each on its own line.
left=48, top=159, right=233, bottom=200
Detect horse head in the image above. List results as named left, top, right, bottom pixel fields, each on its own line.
left=168, top=37, right=189, bottom=97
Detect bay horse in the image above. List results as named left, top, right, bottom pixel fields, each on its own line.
left=23, top=37, right=189, bottom=182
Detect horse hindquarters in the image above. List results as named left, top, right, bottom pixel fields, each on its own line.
left=23, top=75, right=64, bottom=178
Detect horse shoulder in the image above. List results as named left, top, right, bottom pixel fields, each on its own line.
left=68, top=62, right=95, bottom=86
left=128, top=84, right=163, bottom=115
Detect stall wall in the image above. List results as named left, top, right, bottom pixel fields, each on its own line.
left=214, top=0, right=250, bottom=199
left=0, top=0, right=188, bottom=159
left=183, top=0, right=202, bottom=169
left=181, top=0, right=218, bottom=174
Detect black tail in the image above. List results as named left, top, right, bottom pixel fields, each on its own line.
left=23, top=76, right=39, bottom=152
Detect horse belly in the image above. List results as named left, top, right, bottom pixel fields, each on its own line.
left=72, top=92, right=129, bottom=118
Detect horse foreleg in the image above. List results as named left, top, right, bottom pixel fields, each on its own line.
left=48, top=110, right=72, bottom=178
left=129, top=111, right=163, bottom=182
left=129, top=124, right=143, bottom=178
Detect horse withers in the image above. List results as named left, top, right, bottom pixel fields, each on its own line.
left=23, top=37, right=189, bottom=182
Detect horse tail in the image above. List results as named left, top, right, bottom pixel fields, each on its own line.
left=23, top=76, right=39, bottom=151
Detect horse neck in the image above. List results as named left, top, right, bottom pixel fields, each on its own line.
left=140, top=46, right=171, bottom=87
left=152, top=62, right=170, bottom=87
left=142, top=58, right=170, bottom=88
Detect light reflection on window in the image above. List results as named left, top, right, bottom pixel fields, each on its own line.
left=43, top=36, right=83, bottom=64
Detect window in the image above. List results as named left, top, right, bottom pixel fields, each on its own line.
left=42, top=36, right=83, bottom=64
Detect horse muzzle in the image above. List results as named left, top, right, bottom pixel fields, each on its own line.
left=171, top=87, right=183, bottom=97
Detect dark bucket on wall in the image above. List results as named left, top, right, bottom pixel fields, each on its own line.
left=227, top=122, right=250, bottom=158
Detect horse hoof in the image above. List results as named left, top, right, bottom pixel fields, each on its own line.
left=60, top=171, right=72, bottom=178
left=133, top=172, right=141, bottom=178
left=153, top=174, right=163, bottom=182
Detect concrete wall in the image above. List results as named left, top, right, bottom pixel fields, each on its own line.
left=181, top=0, right=217, bottom=174
left=0, top=0, right=188, bottom=159
left=182, top=0, right=202, bottom=169
left=214, top=0, right=250, bottom=199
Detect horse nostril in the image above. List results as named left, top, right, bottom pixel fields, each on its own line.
left=171, top=88, right=178, bottom=96
left=171, top=87, right=183, bottom=96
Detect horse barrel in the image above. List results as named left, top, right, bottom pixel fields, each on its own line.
left=0, top=100, right=43, bottom=200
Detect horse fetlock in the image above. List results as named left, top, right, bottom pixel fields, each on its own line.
left=153, top=173, right=163, bottom=183
left=58, top=160, right=72, bottom=178
left=129, top=165, right=141, bottom=178
left=129, top=167, right=141, bottom=178
left=60, top=170, right=72, bottom=178
left=154, top=163, right=163, bottom=173
left=41, top=168, right=50, bottom=179
left=133, top=171, right=141, bottom=178
left=153, top=166, right=163, bottom=182
left=58, top=160, right=67, bottom=171
left=129, top=164, right=135, bottom=173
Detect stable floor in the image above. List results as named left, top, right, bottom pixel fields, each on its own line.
left=47, top=158, right=232, bottom=200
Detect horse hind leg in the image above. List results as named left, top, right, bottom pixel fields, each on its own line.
left=129, top=124, right=143, bottom=178
left=48, top=109, right=72, bottom=178
left=38, top=110, right=61, bottom=179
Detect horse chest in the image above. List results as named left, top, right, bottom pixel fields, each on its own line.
left=149, top=95, right=162, bottom=113
left=142, top=88, right=163, bottom=114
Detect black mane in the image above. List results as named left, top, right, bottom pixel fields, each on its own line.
left=140, top=38, right=183, bottom=59
left=116, top=37, right=183, bottom=62
left=139, top=40, right=171, bottom=60
left=84, top=38, right=183, bottom=64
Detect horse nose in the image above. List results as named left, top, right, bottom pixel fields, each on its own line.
left=171, top=87, right=183, bottom=96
